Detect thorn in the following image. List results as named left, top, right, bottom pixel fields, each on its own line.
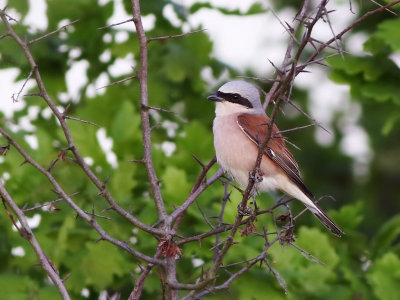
left=192, top=154, right=205, bottom=168
left=128, top=158, right=145, bottom=164
left=19, top=159, right=29, bottom=167
left=23, top=91, right=42, bottom=97
left=62, top=273, right=72, bottom=283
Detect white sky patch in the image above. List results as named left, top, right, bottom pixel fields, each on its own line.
left=192, top=257, right=204, bottom=268
left=346, top=32, right=368, bottom=55
left=65, top=59, right=89, bottom=103
left=24, top=134, right=39, bottom=150
left=18, top=116, right=35, bottom=132
left=163, top=4, right=182, bottom=27
left=0, top=68, right=33, bottom=118
left=201, top=66, right=230, bottom=87
left=58, top=44, right=69, bottom=52
left=189, top=8, right=293, bottom=75
left=41, top=107, right=53, bottom=119
left=69, top=47, right=82, bottom=60
left=99, top=49, right=112, bottom=63
left=2, top=172, right=10, bottom=181
left=81, top=288, right=90, bottom=298
left=389, top=53, right=400, bottom=68
left=57, top=92, right=69, bottom=103
left=12, top=214, right=41, bottom=232
left=108, top=53, right=135, bottom=77
left=98, top=0, right=111, bottom=6
left=106, top=0, right=156, bottom=32
left=11, top=246, right=26, bottom=257
left=96, top=128, right=118, bottom=168
left=93, top=72, right=110, bottom=96
left=161, top=141, right=176, bottom=157
left=296, top=67, right=350, bottom=120
left=186, top=0, right=262, bottom=12
left=115, top=31, right=129, bottom=43
left=24, top=0, right=48, bottom=33
left=103, top=33, right=113, bottom=43
left=149, top=109, right=161, bottom=122
left=162, top=120, right=179, bottom=138
left=84, top=157, right=94, bottom=166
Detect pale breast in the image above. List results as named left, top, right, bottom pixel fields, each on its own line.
left=213, top=114, right=280, bottom=191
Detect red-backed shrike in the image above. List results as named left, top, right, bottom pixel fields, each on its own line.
left=208, top=80, right=343, bottom=237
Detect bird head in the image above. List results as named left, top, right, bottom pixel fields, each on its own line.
left=207, top=80, right=264, bottom=116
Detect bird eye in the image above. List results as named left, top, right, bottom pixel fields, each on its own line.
left=233, top=93, right=240, bottom=99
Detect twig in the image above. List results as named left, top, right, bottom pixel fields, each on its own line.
left=299, top=0, right=400, bottom=75
left=131, top=0, right=167, bottom=224
left=128, top=249, right=162, bottom=300
left=29, top=20, right=80, bottom=45
left=369, top=0, right=398, bottom=16
left=11, top=67, right=34, bottom=102
left=214, top=180, right=230, bottom=262
left=96, top=74, right=137, bottom=90
left=147, top=29, right=205, bottom=43
left=98, top=18, right=134, bottom=30
left=23, top=192, right=79, bottom=213
left=275, top=124, right=315, bottom=135
left=64, top=115, right=100, bottom=127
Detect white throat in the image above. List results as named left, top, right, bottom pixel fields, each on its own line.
left=215, top=102, right=252, bottom=117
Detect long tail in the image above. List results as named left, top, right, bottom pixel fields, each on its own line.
left=304, top=200, right=344, bottom=237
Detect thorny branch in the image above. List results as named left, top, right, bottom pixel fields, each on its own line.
left=1, top=0, right=399, bottom=299
left=0, top=181, right=71, bottom=300
left=0, top=8, right=161, bottom=237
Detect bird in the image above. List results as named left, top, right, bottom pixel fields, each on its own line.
left=207, top=80, right=344, bottom=237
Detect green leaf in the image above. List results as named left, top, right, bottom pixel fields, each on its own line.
left=296, top=227, right=340, bottom=267
left=161, top=166, right=191, bottom=206
left=370, top=215, right=400, bottom=258
left=327, top=56, right=385, bottom=81
left=0, top=273, right=36, bottom=300
left=65, top=242, right=133, bottom=292
left=367, top=252, right=400, bottom=300
left=382, top=113, right=400, bottom=135
left=374, top=19, right=400, bottom=52
left=190, top=2, right=266, bottom=15
left=328, top=201, right=364, bottom=231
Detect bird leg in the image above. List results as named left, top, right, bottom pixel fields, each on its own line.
left=279, top=202, right=295, bottom=244
left=237, top=202, right=253, bottom=216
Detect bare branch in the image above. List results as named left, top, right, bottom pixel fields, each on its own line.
left=96, top=74, right=137, bottom=90
left=64, top=115, right=100, bottom=127
left=0, top=7, right=160, bottom=236
left=29, top=20, right=80, bottom=45
left=0, top=126, right=163, bottom=266
left=11, top=67, right=34, bottom=102
left=98, top=18, right=133, bottom=30
left=148, top=29, right=206, bottom=43
left=0, top=182, right=71, bottom=300
left=131, top=0, right=167, bottom=223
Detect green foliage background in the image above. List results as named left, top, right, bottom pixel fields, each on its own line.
left=0, top=0, right=400, bottom=299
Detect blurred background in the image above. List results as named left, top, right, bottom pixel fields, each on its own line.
left=0, top=0, right=400, bottom=299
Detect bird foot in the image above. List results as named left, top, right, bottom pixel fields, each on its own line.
left=237, top=203, right=253, bottom=216
left=249, top=168, right=263, bottom=184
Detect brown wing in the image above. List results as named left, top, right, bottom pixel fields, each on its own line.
left=237, top=113, right=313, bottom=199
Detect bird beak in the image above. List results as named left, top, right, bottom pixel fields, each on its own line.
left=207, top=92, right=224, bottom=102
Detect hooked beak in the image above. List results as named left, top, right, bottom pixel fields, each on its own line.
left=207, top=92, right=224, bottom=102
